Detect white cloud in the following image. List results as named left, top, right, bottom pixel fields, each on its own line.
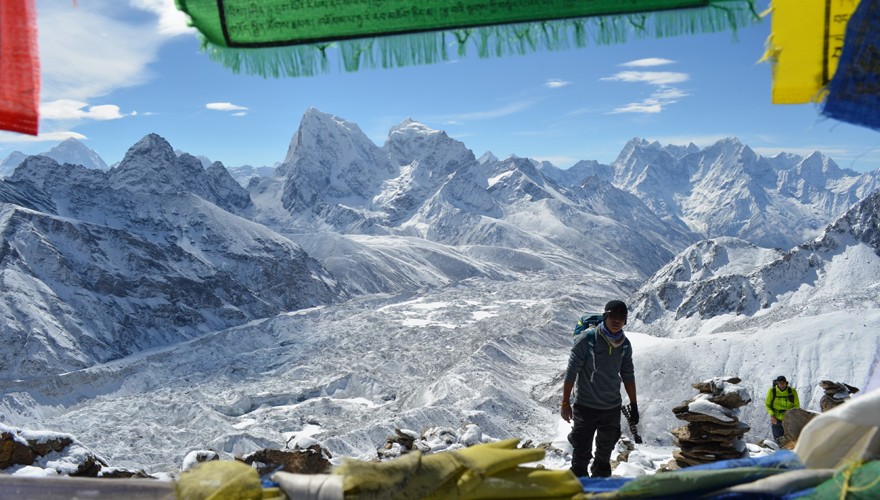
left=37, top=1, right=194, bottom=104
left=609, top=102, right=663, bottom=114
left=441, top=100, right=537, bottom=122
left=130, top=0, right=195, bottom=36
left=0, top=131, right=87, bottom=144
left=602, top=62, right=691, bottom=114
left=206, top=102, right=249, bottom=112
left=608, top=85, right=690, bottom=114
left=38, top=4, right=161, bottom=102
left=651, top=88, right=689, bottom=101
left=601, top=71, right=689, bottom=85
left=545, top=79, right=571, bottom=89
left=41, top=100, right=127, bottom=121
left=621, top=58, right=675, bottom=67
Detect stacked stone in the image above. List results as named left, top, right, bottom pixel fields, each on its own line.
left=671, top=376, right=751, bottom=468
left=819, top=380, right=859, bottom=412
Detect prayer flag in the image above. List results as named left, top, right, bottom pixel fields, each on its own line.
left=823, top=0, right=880, bottom=131
left=0, top=0, right=40, bottom=135
left=766, top=0, right=862, bottom=104
left=174, top=0, right=761, bottom=77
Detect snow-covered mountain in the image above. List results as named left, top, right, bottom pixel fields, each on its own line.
left=544, top=138, right=880, bottom=250
left=250, top=109, right=694, bottom=293
left=0, top=151, right=28, bottom=178
left=183, top=150, right=276, bottom=187
left=0, top=138, right=108, bottom=177
left=2, top=107, right=879, bottom=477
left=227, top=164, right=276, bottom=187
left=3, top=210, right=877, bottom=472
left=44, top=138, right=109, bottom=170
left=629, top=189, right=880, bottom=337
left=0, top=138, right=343, bottom=380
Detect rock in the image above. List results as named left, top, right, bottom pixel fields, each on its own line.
left=782, top=408, right=819, bottom=440
left=692, top=377, right=742, bottom=393
left=182, top=450, right=220, bottom=472
left=1, top=428, right=104, bottom=476
left=1, top=431, right=35, bottom=468
left=29, top=436, right=74, bottom=457
left=99, top=467, right=154, bottom=479
left=819, top=380, right=859, bottom=412
left=71, top=454, right=107, bottom=477
left=241, top=445, right=332, bottom=475
left=672, top=376, right=751, bottom=468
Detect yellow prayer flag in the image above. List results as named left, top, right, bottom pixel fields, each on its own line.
left=766, top=0, right=861, bottom=104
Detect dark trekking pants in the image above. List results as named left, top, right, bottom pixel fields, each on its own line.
left=568, top=404, right=621, bottom=477
left=771, top=419, right=785, bottom=440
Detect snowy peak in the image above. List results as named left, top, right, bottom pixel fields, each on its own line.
left=0, top=139, right=108, bottom=178
left=0, top=151, right=28, bottom=177
left=384, top=118, right=475, bottom=172
left=630, top=189, right=880, bottom=337
left=121, top=133, right=178, bottom=165
left=109, top=134, right=251, bottom=211
left=817, top=188, right=880, bottom=252
left=45, top=138, right=109, bottom=170
left=9, top=155, right=107, bottom=194
left=478, top=151, right=499, bottom=164
left=387, top=118, right=434, bottom=139
left=599, top=136, right=880, bottom=249
left=281, top=108, right=379, bottom=167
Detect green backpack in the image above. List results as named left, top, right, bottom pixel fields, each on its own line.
left=772, top=385, right=795, bottom=404
left=572, top=313, right=603, bottom=339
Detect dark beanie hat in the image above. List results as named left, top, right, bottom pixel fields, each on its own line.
left=604, top=300, right=628, bottom=316
left=776, top=375, right=787, bottom=383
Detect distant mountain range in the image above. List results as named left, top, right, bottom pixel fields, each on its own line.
left=630, top=188, right=880, bottom=336
left=0, top=135, right=341, bottom=378
left=1, top=108, right=879, bottom=382
left=0, top=138, right=108, bottom=176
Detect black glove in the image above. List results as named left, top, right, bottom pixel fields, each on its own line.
left=629, top=404, right=639, bottom=425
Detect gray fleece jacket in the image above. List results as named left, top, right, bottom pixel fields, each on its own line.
left=565, top=327, right=634, bottom=409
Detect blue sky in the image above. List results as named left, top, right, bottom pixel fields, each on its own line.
left=3, top=0, right=879, bottom=172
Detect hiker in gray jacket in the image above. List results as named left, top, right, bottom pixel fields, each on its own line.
left=560, top=300, right=638, bottom=478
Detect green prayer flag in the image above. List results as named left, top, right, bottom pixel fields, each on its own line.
left=174, top=0, right=760, bottom=77
left=178, top=0, right=709, bottom=47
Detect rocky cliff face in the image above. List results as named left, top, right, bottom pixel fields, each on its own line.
left=0, top=139, right=343, bottom=380
left=629, top=190, right=880, bottom=337
left=545, top=137, right=880, bottom=250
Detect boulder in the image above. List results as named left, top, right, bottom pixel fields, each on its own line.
left=241, top=445, right=332, bottom=475
left=1, top=428, right=104, bottom=476
left=1, top=431, right=34, bottom=469
left=819, top=380, right=859, bottom=412
left=782, top=408, right=819, bottom=440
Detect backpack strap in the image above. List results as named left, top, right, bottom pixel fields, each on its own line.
left=586, top=328, right=596, bottom=350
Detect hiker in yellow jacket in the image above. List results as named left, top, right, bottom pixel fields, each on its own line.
left=765, top=375, right=799, bottom=441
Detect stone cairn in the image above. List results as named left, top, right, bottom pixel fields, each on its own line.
left=671, top=376, right=751, bottom=468
left=819, top=380, right=859, bottom=412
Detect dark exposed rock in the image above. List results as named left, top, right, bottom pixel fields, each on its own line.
left=71, top=454, right=107, bottom=477
left=0, top=431, right=35, bottom=468
left=99, top=468, right=154, bottom=479
left=783, top=408, right=819, bottom=440
left=240, top=445, right=332, bottom=475
left=819, top=380, right=859, bottom=412
left=1, top=429, right=106, bottom=477
left=692, top=377, right=741, bottom=393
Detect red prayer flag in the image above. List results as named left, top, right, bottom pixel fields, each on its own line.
left=0, top=0, right=40, bottom=136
